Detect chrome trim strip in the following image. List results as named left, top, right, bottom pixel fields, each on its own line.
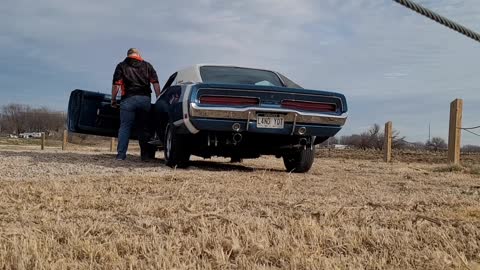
left=190, top=103, right=347, bottom=126
left=246, top=111, right=252, bottom=131
left=291, top=113, right=297, bottom=135
left=182, top=85, right=200, bottom=134
left=274, top=71, right=287, bottom=87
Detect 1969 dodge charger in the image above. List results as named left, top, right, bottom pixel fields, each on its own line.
left=68, top=65, right=348, bottom=172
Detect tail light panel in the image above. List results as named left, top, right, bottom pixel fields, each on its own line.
left=281, top=100, right=337, bottom=113
left=199, top=95, right=259, bottom=106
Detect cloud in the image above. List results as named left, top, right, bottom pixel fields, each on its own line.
left=0, top=0, right=479, bottom=145
left=384, top=72, right=409, bottom=79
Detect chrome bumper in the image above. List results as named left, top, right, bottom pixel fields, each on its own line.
left=189, top=103, right=347, bottom=126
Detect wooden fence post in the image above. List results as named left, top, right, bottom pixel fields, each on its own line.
left=448, top=99, right=463, bottom=165
left=110, top=138, right=116, bottom=152
left=41, top=132, right=46, bottom=150
left=62, top=130, right=68, bottom=151
left=384, top=121, right=393, bottom=163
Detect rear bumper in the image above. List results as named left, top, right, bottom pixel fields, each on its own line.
left=189, top=103, right=347, bottom=126
left=189, top=118, right=342, bottom=137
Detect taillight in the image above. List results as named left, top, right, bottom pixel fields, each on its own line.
left=199, top=95, right=259, bottom=106
left=281, top=100, right=337, bottom=112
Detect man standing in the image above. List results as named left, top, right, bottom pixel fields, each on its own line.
left=111, top=48, right=161, bottom=161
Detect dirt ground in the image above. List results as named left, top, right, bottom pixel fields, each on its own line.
left=0, top=146, right=479, bottom=269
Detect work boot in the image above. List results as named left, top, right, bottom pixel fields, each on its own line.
left=140, top=143, right=156, bottom=162
left=230, top=156, right=243, bottom=163
left=116, top=153, right=126, bottom=161
left=140, top=150, right=154, bottom=162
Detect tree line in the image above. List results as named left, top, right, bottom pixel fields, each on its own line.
left=0, top=104, right=66, bottom=135
left=322, top=123, right=480, bottom=153
left=1, top=104, right=478, bottom=152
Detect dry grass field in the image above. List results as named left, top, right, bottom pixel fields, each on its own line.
left=0, top=144, right=479, bottom=269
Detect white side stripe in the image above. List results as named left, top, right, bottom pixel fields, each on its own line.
left=173, top=119, right=184, bottom=127
left=182, top=85, right=200, bottom=134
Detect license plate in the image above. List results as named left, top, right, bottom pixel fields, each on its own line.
left=256, top=114, right=284, bottom=129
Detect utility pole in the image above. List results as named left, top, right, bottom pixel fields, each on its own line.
left=448, top=99, right=463, bottom=165
left=428, top=122, right=431, bottom=142
left=384, top=121, right=393, bottom=163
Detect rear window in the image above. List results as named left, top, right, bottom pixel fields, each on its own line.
left=278, top=73, right=303, bottom=89
left=200, top=66, right=284, bottom=87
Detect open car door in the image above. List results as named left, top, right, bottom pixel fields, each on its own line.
left=67, top=89, right=120, bottom=137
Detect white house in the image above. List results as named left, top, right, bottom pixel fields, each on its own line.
left=19, top=132, right=42, bottom=139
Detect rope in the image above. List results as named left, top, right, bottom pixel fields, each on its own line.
left=463, top=129, right=480, bottom=137
left=393, top=0, right=480, bottom=43
left=461, top=125, right=480, bottom=130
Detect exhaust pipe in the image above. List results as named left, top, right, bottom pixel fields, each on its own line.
left=299, top=138, right=308, bottom=146
left=233, top=133, right=243, bottom=144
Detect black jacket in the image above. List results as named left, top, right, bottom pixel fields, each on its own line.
left=112, top=57, right=159, bottom=99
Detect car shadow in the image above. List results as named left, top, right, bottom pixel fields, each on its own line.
left=0, top=150, right=163, bottom=169
left=188, top=160, right=256, bottom=172
left=0, top=150, right=278, bottom=172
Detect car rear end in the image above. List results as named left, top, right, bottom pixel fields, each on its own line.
left=163, top=65, right=348, bottom=172
left=187, top=83, right=347, bottom=140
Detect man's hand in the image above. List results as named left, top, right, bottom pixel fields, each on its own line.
left=111, top=100, right=119, bottom=109
left=153, top=82, right=161, bottom=98
left=111, top=84, right=120, bottom=109
left=111, top=84, right=120, bottom=108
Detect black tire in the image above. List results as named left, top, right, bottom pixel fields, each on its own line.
left=146, top=144, right=157, bottom=159
left=230, top=156, right=243, bottom=163
left=283, top=148, right=315, bottom=173
left=164, top=123, right=191, bottom=168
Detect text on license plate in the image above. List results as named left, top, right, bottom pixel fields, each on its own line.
left=256, top=114, right=284, bottom=129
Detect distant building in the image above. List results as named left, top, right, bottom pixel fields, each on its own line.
left=332, top=144, right=348, bottom=150
left=19, top=132, right=42, bottom=139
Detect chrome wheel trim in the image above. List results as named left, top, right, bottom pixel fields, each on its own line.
left=165, top=125, right=172, bottom=160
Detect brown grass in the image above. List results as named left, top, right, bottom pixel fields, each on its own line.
left=469, top=166, right=480, bottom=176
left=0, top=146, right=479, bottom=269
left=434, top=165, right=465, bottom=173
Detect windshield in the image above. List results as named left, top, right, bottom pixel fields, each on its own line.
left=200, top=66, right=284, bottom=87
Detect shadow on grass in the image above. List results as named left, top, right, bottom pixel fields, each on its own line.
left=188, top=160, right=256, bottom=172
left=0, top=150, right=272, bottom=172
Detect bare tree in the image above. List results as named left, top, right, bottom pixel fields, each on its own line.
left=462, top=144, right=480, bottom=153
left=1, top=104, right=29, bottom=134
left=426, top=137, right=447, bottom=151
left=0, top=103, right=66, bottom=135
left=339, top=123, right=406, bottom=150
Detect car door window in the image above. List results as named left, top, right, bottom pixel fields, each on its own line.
left=162, top=72, right=178, bottom=91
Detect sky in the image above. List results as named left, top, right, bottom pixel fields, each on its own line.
left=1, top=0, right=479, bottom=144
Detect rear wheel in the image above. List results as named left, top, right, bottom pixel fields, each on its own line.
left=164, top=123, right=191, bottom=168
left=283, top=148, right=315, bottom=173
left=230, top=156, right=243, bottom=163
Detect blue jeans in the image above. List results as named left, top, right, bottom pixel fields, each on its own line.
left=117, top=95, right=151, bottom=158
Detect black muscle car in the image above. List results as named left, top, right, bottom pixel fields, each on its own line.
left=68, top=65, right=348, bottom=172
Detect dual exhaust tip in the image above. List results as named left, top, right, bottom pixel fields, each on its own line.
left=231, top=122, right=307, bottom=145
left=232, top=123, right=242, bottom=144
left=233, top=133, right=242, bottom=144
